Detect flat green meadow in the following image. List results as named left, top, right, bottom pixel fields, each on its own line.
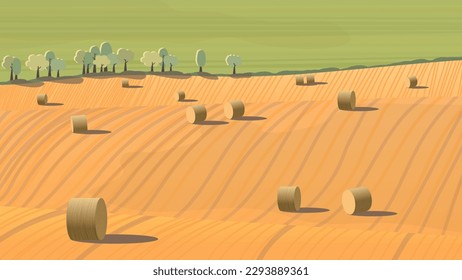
left=1, top=0, right=461, bottom=79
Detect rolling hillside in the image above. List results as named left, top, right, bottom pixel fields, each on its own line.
left=1, top=60, right=462, bottom=259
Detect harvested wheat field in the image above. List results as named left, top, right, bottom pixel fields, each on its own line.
left=1, top=60, right=462, bottom=259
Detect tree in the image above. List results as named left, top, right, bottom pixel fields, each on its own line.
left=164, top=55, right=178, bottom=72
left=195, top=49, right=206, bottom=72
left=74, top=50, right=86, bottom=74
left=2, top=55, right=14, bottom=81
left=84, top=52, right=94, bottom=74
left=158, top=47, right=168, bottom=72
left=94, top=55, right=110, bottom=73
left=89, top=45, right=100, bottom=73
left=117, top=48, right=134, bottom=72
left=25, top=54, right=48, bottom=79
left=12, top=57, right=21, bottom=80
left=51, top=58, right=65, bottom=78
left=44, top=50, right=55, bottom=77
left=100, top=42, right=112, bottom=72
left=225, top=54, right=242, bottom=75
left=107, top=53, right=120, bottom=72
left=140, top=51, right=161, bottom=72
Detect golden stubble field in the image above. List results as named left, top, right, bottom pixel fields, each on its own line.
left=1, top=60, right=462, bottom=259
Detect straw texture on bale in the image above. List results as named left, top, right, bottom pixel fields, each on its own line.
left=295, top=75, right=304, bottom=85
left=37, top=94, right=48, bottom=105
left=66, top=198, right=107, bottom=241
left=342, top=187, right=372, bottom=215
left=408, top=76, right=418, bottom=88
left=224, top=100, right=245, bottom=119
left=277, top=186, right=301, bottom=212
left=175, top=90, right=186, bottom=102
left=71, top=115, right=88, bottom=133
left=186, top=105, right=207, bottom=124
left=306, top=74, right=315, bottom=85
left=121, top=80, right=129, bottom=87
left=338, top=90, right=356, bottom=111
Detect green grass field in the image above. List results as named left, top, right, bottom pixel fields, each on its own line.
left=2, top=0, right=462, bottom=79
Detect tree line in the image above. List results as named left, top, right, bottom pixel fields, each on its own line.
left=2, top=42, right=242, bottom=81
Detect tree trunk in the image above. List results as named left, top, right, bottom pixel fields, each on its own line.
left=15, top=75, right=18, bottom=80
left=100, top=65, right=103, bottom=73
left=57, top=70, right=60, bottom=78
left=124, top=61, right=127, bottom=72
left=93, top=64, right=97, bottom=73
left=113, top=64, right=116, bottom=72
left=151, top=63, right=154, bottom=72
left=233, top=64, right=236, bottom=75
left=36, top=67, right=40, bottom=79
left=199, top=66, right=202, bottom=72
left=161, top=56, right=165, bottom=72
left=48, top=60, right=52, bottom=77
left=104, top=66, right=108, bottom=72
left=9, top=67, right=13, bottom=81
left=86, top=64, right=90, bottom=74
left=82, top=64, right=86, bottom=75
left=170, top=64, right=172, bottom=72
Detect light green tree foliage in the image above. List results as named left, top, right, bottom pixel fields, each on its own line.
left=164, top=54, right=178, bottom=72
left=107, top=53, right=120, bottom=72
left=2, top=55, right=14, bottom=81
left=89, top=45, right=100, bottom=73
left=25, top=54, right=48, bottom=79
left=12, top=57, right=21, bottom=80
left=44, top=50, right=55, bottom=77
left=51, top=58, right=65, bottom=78
left=225, top=54, right=242, bottom=75
left=140, top=51, right=161, bottom=72
left=100, top=42, right=113, bottom=72
left=100, top=42, right=113, bottom=55
left=195, top=49, right=206, bottom=72
left=117, top=48, right=134, bottom=72
left=158, top=47, right=168, bottom=72
left=74, top=49, right=86, bottom=74
left=83, top=52, right=94, bottom=74
left=94, top=55, right=110, bottom=73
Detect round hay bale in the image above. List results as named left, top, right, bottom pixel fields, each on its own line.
left=37, top=94, right=48, bottom=105
left=66, top=198, right=107, bottom=241
left=175, top=90, right=186, bottom=102
left=408, top=76, right=418, bottom=88
left=186, top=105, right=207, bottom=124
left=121, top=79, right=129, bottom=87
left=306, top=74, right=315, bottom=85
left=278, top=186, right=301, bottom=212
left=295, top=75, right=304, bottom=85
left=342, top=187, right=372, bottom=215
left=71, top=115, right=88, bottom=133
left=338, top=90, right=356, bottom=111
left=224, top=100, right=245, bottom=119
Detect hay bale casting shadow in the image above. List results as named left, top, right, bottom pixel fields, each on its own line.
left=37, top=94, right=48, bottom=105
left=278, top=186, right=301, bottom=212
left=224, top=100, right=245, bottom=119
left=175, top=90, right=186, bottom=102
left=342, top=187, right=372, bottom=215
left=186, top=105, right=207, bottom=124
left=71, top=115, right=88, bottom=133
left=66, top=198, right=107, bottom=241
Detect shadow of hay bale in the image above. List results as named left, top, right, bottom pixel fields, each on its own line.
left=80, top=234, right=158, bottom=244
